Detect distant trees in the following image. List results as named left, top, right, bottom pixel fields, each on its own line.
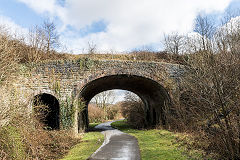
left=163, top=32, right=184, bottom=54
left=216, top=17, right=240, bottom=54
left=92, top=90, right=115, bottom=120
left=194, top=15, right=215, bottom=51
left=93, top=90, right=115, bottom=108
left=163, top=13, right=240, bottom=56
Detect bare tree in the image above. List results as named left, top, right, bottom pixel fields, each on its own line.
left=120, top=91, right=145, bottom=128
left=25, top=20, right=60, bottom=62
left=194, top=15, right=215, bottom=51
left=173, top=51, right=240, bottom=159
left=27, top=25, right=46, bottom=62
left=92, top=90, right=115, bottom=120
left=212, top=10, right=240, bottom=54
left=42, top=20, right=60, bottom=54
left=163, top=32, right=184, bottom=54
left=124, top=91, right=140, bottom=102
left=87, top=41, right=97, bottom=55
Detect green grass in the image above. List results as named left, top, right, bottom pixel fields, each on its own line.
left=61, top=124, right=104, bottom=160
left=111, top=120, right=204, bottom=160
left=88, top=122, right=100, bottom=129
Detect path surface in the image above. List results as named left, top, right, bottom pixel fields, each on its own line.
left=89, top=120, right=141, bottom=160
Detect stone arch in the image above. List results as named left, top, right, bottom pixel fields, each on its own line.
left=75, top=72, right=171, bottom=132
left=33, top=93, right=60, bottom=130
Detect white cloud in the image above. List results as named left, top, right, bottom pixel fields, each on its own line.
left=17, top=0, right=57, bottom=15
left=16, top=0, right=234, bottom=52
left=0, top=15, right=28, bottom=39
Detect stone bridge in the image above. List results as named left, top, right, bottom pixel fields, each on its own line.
left=23, top=58, right=183, bottom=134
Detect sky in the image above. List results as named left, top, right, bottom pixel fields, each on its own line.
left=0, top=0, right=240, bottom=54
left=90, top=89, right=139, bottom=104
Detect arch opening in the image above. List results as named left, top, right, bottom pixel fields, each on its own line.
left=78, top=74, right=171, bottom=132
left=88, top=89, right=143, bottom=124
left=33, top=93, right=60, bottom=130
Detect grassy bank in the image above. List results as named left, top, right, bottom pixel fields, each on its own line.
left=61, top=123, right=104, bottom=160
left=0, top=121, right=81, bottom=160
left=0, top=125, right=26, bottom=160
left=111, top=120, right=206, bottom=160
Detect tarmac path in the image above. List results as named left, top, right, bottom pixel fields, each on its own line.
left=89, top=120, right=141, bottom=160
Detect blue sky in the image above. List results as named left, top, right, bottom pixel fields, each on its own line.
left=0, top=0, right=240, bottom=53
left=0, top=0, right=44, bottom=27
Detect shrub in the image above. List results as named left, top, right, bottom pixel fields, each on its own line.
left=88, top=104, right=105, bottom=123
left=0, top=29, right=19, bottom=83
left=170, top=51, right=240, bottom=159
left=21, top=119, right=80, bottom=159
left=106, top=104, right=122, bottom=120
left=120, top=101, right=145, bottom=129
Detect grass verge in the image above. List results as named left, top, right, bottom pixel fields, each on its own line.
left=61, top=123, right=104, bottom=160
left=111, top=120, right=206, bottom=160
left=88, top=122, right=100, bottom=129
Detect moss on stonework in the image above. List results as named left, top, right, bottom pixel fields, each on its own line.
left=77, top=58, right=95, bottom=70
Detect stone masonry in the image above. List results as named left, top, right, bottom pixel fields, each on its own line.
left=20, top=58, right=184, bottom=134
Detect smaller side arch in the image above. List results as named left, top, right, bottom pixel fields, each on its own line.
left=33, top=93, right=60, bottom=130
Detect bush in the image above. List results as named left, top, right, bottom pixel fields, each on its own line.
left=88, top=104, right=105, bottom=123
left=106, top=104, right=122, bottom=120
left=88, top=103, right=123, bottom=123
left=170, top=51, right=240, bottom=159
left=120, top=101, right=145, bottom=129
left=0, top=115, right=80, bottom=160
left=0, top=29, right=19, bottom=83
left=22, top=120, right=80, bottom=159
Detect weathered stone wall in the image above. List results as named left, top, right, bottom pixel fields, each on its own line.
left=20, top=58, right=184, bottom=134
left=31, top=59, right=183, bottom=98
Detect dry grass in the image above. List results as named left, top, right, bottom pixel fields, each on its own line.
left=74, top=51, right=186, bottom=64
left=0, top=116, right=81, bottom=160
left=21, top=119, right=81, bottom=160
